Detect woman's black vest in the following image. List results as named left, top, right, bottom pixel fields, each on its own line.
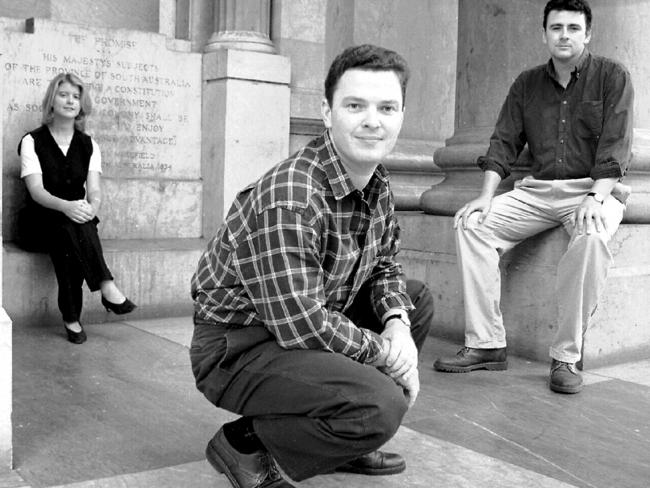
left=16, top=126, right=94, bottom=250
left=21, top=125, right=93, bottom=200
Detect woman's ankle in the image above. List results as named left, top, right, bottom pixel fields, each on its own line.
left=100, top=280, right=125, bottom=302
left=64, top=320, right=82, bottom=332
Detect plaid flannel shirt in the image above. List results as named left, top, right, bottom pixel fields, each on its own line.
left=191, top=130, right=413, bottom=364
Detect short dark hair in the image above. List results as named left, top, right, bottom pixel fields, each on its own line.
left=324, top=44, right=410, bottom=108
left=543, top=0, right=592, bottom=31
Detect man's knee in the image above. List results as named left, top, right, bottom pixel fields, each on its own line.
left=406, top=279, right=433, bottom=313
left=327, top=367, right=407, bottom=447
left=567, top=230, right=612, bottom=261
left=406, top=279, right=434, bottom=350
left=359, top=382, right=408, bottom=447
left=455, top=212, right=483, bottom=234
left=571, top=229, right=611, bottom=246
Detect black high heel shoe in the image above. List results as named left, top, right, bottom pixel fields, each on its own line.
left=101, top=296, right=137, bottom=315
left=64, top=322, right=87, bottom=344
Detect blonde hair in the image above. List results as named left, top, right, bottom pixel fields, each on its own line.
left=41, top=72, right=92, bottom=131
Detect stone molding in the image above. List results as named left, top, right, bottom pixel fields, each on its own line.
left=204, top=0, right=275, bottom=54
left=205, top=30, right=275, bottom=53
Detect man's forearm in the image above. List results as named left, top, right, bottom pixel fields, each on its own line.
left=479, top=170, right=502, bottom=199
left=590, top=177, right=619, bottom=198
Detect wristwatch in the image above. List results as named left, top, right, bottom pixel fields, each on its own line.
left=382, top=309, right=411, bottom=327
left=587, top=192, right=604, bottom=204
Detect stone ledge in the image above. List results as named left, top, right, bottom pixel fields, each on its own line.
left=3, top=238, right=207, bottom=327
left=397, top=211, right=650, bottom=368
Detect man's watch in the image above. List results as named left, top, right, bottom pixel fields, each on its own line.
left=382, top=310, right=411, bottom=328
left=587, top=192, right=604, bottom=204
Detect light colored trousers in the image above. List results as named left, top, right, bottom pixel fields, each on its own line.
left=456, top=177, right=626, bottom=363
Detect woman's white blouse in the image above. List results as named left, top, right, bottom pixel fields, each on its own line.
left=20, top=133, right=102, bottom=178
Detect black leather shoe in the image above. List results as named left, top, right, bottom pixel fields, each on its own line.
left=101, top=296, right=137, bottom=315
left=336, top=450, right=406, bottom=475
left=433, top=347, right=507, bottom=373
left=64, top=322, right=86, bottom=344
left=205, top=427, right=296, bottom=488
left=549, top=359, right=583, bottom=394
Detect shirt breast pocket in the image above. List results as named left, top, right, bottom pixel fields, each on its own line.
left=576, top=100, right=603, bottom=139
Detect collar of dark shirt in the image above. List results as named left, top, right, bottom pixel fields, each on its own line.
left=545, top=47, right=591, bottom=83
left=320, top=129, right=390, bottom=201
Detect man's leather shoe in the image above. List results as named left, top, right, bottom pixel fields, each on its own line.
left=433, top=347, right=507, bottom=373
left=549, top=359, right=583, bottom=394
left=205, top=427, right=295, bottom=488
left=336, top=450, right=406, bottom=475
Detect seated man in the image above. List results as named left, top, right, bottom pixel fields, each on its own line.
left=190, top=44, right=434, bottom=488
left=434, top=0, right=633, bottom=394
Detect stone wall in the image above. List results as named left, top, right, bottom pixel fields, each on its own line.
left=276, top=0, right=458, bottom=149
left=0, top=0, right=161, bottom=33
left=1, top=18, right=202, bottom=241
left=1, top=18, right=203, bottom=326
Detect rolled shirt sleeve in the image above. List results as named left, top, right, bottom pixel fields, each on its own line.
left=477, top=74, right=527, bottom=180
left=590, top=64, right=634, bottom=180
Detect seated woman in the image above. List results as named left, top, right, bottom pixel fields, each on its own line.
left=18, top=72, right=136, bottom=344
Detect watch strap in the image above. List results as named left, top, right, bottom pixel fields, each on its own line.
left=381, top=309, right=411, bottom=327
left=587, top=192, right=604, bottom=204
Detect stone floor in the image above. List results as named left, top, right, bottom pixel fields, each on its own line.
left=3, top=316, right=650, bottom=488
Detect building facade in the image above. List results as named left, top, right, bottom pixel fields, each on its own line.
left=2, top=0, right=649, bottom=470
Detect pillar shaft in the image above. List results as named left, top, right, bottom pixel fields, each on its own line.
left=205, top=0, right=275, bottom=53
left=201, top=39, right=290, bottom=237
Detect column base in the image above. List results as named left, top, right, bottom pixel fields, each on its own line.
left=420, top=142, right=529, bottom=215
left=204, top=30, right=276, bottom=54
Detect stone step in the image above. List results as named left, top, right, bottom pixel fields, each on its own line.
left=3, top=238, right=204, bottom=327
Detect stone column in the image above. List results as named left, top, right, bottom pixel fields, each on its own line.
left=421, top=0, right=650, bottom=223
left=205, top=0, right=275, bottom=54
left=420, top=0, right=539, bottom=215
left=0, top=54, right=13, bottom=470
left=158, top=0, right=177, bottom=38
left=201, top=0, right=290, bottom=236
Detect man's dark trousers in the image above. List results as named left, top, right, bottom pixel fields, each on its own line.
left=190, top=279, right=433, bottom=481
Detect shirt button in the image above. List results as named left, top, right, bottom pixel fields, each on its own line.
left=562, top=100, right=567, bottom=105
left=558, top=159, right=563, bottom=163
left=560, top=139, right=564, bottom=144
left=561, top=119, right=566, bottom=123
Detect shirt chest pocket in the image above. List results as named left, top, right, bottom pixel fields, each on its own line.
left=575, top=100, right=603, bottom=139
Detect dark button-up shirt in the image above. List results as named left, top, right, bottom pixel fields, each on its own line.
left=191, top=130, right=413, bottom=364
left=478, top=50, right=634, bottom=180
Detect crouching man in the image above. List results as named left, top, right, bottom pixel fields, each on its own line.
left=190, top=44, right=434, bottom=487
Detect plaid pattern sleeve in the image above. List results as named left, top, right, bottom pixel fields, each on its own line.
left=191, top=131, right=413, bottom=363
left=239, top=205, right=383, bottom=362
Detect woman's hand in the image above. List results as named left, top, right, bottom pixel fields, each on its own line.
left=63, top=200, right=94, bottom=223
